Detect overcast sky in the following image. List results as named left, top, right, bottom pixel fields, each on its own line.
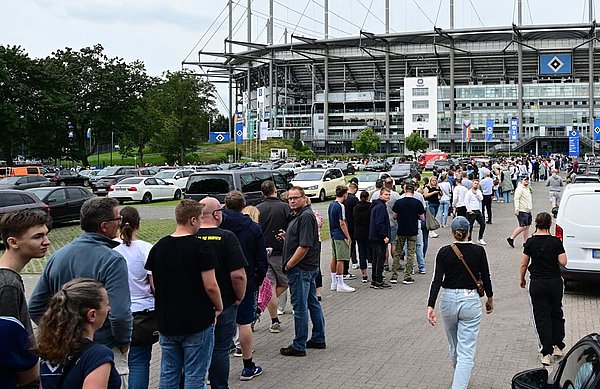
left=2, top=0, right=597, bottom=110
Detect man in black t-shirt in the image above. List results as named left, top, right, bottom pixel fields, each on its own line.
left=198, top=197, right=249, bottom=386
left=343, top=183, right=360, bottom=274
left=145, top=200, right=222, bottom=388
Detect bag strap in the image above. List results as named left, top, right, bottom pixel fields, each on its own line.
left=56, top=341, right=94, bottom=389
left=450, top=243, right=480, bottom=287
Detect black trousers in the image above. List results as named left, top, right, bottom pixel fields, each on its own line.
left=529, top=277, right=566, bottom=355
left=456, top=206, right=467, bottom=218
left=467, top=210, right=486, bottom=241
left=370, top=241, right=386, bottom=284
left=482, top=194, right=493, bottom=223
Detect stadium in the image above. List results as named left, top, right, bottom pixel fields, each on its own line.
left=189, top=1, right=600, bottom=156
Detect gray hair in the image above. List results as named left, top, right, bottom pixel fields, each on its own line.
left=80, top=197, right=119, bottom=232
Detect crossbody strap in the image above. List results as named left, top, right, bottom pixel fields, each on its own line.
left=450, top=244, right=479, bottom=287
left=56, top=341, right=94, bottom=389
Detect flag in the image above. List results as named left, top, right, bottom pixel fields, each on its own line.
left=462, top=120, right=471, bottom=142
left=594, top=118, right=600, bottom=142
left=209, top=132, right=230, bottom=143
left=510, top=119, right=519, bottom=142
left=568, top=129, right=579, bottom=157
left=234, top=112, right=244, bottom=143
left=485, top=120, right=494, bottom=142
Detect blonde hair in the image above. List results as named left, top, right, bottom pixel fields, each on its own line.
left=242, top=205, right=260, bottom=222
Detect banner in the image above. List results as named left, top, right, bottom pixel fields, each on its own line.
left=209, top=132, right=230, bottom=143
left=594, top=118, right=600, bottom=142
left=485, top=119, right=494, bottom=142
left=510, top=119, right=519, bottom=142
left=234, top=112, right=244, bottom=143
left=462, top=120, right=471, bottom=142
left=568, top=129, right=579, bottom=157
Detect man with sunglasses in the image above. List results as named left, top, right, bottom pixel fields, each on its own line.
left=29, top=197, right=133, bottom=388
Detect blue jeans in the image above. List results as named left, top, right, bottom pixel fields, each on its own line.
left=287, top=267, right=326, bottom=351
left=428, top=203, right=440, bottom=218
left=128, top=345, right=152, bottom=389
left=439, top=200, right=450, bottom=227
left=357, top=240, right=370, bottom=270
left=440, top=289, right=482, bottom=389
left=209, top=304, right=238, bottom=389
left=158, top=325, right=214, bottom=389
left=503, top=190, right=511, bottom=203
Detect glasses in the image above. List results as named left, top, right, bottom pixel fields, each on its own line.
left=107, top=216, right=122, bottom=223
left=287, top=196, right=304, bottom=201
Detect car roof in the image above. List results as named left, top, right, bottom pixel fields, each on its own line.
left=564, top=182, right=600, bottom=191
left=190, top=169, right=279, bottom=176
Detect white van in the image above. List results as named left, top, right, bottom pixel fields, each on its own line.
left=555, top=183, right=600, bottom=283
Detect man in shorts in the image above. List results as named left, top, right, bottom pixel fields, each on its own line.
left=546, top=169, right=563, bottom=218
left=507, top=177, right=533, bottom=248
left=328, top=185, right=355, bottom=293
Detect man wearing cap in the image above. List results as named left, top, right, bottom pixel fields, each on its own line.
left=507, top=176, right=533, bottom=248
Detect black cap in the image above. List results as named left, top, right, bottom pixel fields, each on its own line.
left=375, top=179, right=384, bottom=188
left=349, top=177, right=359, bottom=184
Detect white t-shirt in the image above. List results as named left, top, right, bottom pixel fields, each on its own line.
left=114, top=239, right=155, bottom=312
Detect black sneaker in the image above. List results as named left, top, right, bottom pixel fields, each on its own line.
left=507, top=237, right=515, bottom=248
left=383, top=265, right=390, bottom=272
left=280, top=346, right=306, bottom=357
left=306, top=339, right=326, bottom=349
left=370, top=283, right=382, bottom=289
left=362, top=276, right=368, bottom=283
left=403, top=277, right=415, bottom=285
left=380, top=282, right=392, bottom=288
left=389, top=277, right=398, bottom=284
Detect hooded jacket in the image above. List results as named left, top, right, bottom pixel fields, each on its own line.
left=369, top=199, right=391, bottom=242
left=220, top=210, right=268, bottom=290
left=546, top=174, right=564, bottom=192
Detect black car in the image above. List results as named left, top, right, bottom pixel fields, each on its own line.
left=26, top=186, right=93, bottom=223
left=0, top=189, right=49, bottom=219
left=432, top=159, right=456, bottom=175
left=512, top=333, right=600, bottom=388
left=389, top=163, right=419, bottom=185
left=45, top=170, right=89, bottom=187
left=334, top=162, right=356, bottom=175
left=364, top=161, right=391, bottom=172
left=0, top=176, right=51, bottom=190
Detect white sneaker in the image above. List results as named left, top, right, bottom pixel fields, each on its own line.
left=351, top=264, right=359, bottom=270
left=553, top=346, right=563, bottom=357
left=330, top=283, right=337, bottom=291
left=367, top=263, right=372, bottom=268
left=541, top=354, right=552, bottom=366
left=478, top=239, right=487, bottom=246
left=429, top=231, right=439, bottom=238
left=277, top=309, right=285, bottom=315
left=336, top=284, right=356, bottom=293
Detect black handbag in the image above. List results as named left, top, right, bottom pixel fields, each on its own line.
left=131, top=310, right=159, bottom=346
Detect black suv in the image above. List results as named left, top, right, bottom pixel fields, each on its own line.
left=0, top=189, right=49, bottom=219
left=185, top=170, right=290, bottom=205
left=91, top=167, right=158, bottom=196
left=389, top=163, right=419, bottom=185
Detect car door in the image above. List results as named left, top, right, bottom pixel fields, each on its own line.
left=154, top=178, right=172, bottom=199
left=143, top=178, right=160, bottom=198
left=323, top=169, right=335, bottom=196
left=21, top=176, right=39, bottom=189
left=65, top=187, right=88, bottom=220
left=46, top=188, right=68, bottom=221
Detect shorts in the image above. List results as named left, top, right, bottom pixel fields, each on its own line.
left=549, top=191, right=561, bottom=205
left=266, top=255, right=288, bottom=288
left=517, top=211, right=532, bottom=227
left=331, top=239, right=350, bottom=261
left=389, top=223, right=398, bottom=244
left=236, top=289, right=258, bottom=325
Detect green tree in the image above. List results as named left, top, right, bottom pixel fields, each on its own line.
left=292, top=130, right=303, bottom=151
left=212, top=114, right=229, bottom=133
left=405, top=131, right=429, bottom=157
left=353, top=127, right=380, bottom=157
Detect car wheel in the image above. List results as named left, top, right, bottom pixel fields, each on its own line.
left=118, top=199, right=125, bottom=205
left=142, top=192, right=152, bottom=204
left=59, top=181, right=66, bottom=187
left=173, top=189, right=182, bottom=200
left=318, top=189, right=326, bottom=202
left=83, top=179, right=90, bottom=186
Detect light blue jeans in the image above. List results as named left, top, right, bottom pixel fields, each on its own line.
left=158, top=325, right=214, bottom=389
left=439, top=200, right=451, bottom=227
left=440, top=289, right=482, bottom=389
left=287, top=267, right=326, bottom=351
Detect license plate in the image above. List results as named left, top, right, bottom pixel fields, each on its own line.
left=97, top=188, right=106, bottom=192
left=116, top=188, right=127, bottom=191
left=593, top=249, right=600, bottom=259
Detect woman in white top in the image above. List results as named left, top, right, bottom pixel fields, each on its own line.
left=438, top=174, right=453, bottom=228
left=114, top=206, right=155, bottom=389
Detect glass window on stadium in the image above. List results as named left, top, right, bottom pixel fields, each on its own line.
left=412, top=88, right=429, bottom=97
left=413, top=114, right=429, bottom=122
left=412, top=100, right=429, bottom=109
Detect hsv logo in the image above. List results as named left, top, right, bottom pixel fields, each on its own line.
left=236, top=130, right=243, bottom=137
left=417, top=78, right=424, bottom=86
left=215, top=134, right=225, bottom=142
left=547, top=56, right=564, bottom=73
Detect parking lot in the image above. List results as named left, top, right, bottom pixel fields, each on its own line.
left=20, top=179, right=600, bottom=388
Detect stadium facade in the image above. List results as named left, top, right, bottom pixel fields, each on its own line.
left=191, top=1, right=600, bottom=156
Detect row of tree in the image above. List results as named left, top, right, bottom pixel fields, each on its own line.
left=0, top=44, right=221, bottom=166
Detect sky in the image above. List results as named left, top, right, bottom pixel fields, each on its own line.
left=2, top=0, right=598, bottom=111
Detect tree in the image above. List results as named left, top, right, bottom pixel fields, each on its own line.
left=353, top=127, right=380, bottom=157
left=212, top=114, right=229, bottom=133
left=405, top=131, right=429, bottom=157
left=292, top=130, right=303, bottom=151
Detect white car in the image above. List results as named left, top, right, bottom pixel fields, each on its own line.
left=153, top=169, right=195, bottom=191
left=108, top=177, right=182, bottom=204
left=278, top=163, right=303, bottom=175
left=291, top=168, right=345, bottom=202
left=355, top=172, right=391, bottom=193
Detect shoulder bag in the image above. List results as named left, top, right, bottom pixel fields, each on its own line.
left=450, top=243, right=485, bottom=297
left=131, top=309, right=159, bottom=346
left=425, top=207, right=441, bottom=231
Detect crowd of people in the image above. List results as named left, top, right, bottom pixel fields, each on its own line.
left=0, top=153, right=573, bottom=389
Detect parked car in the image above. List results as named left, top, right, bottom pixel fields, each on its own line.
left=153, top=169, right=195, bottom=191
left=185, top=169, right=290, bottom=205
left=584, top=165, right=600, bottom=175
left=291, top=168, right=346, bottom=202
left=91, top=167, right=159, bottom=196
left=364, top=160, right=391, bottom=172
left=0, top=189, right=49, bottom=219
left=0, top=176, right=51, bottom=190
left=349, top=160, right=365, bottom=171
left=355, top=172, right=391, bottom=193
left=108, top=177, right=182, bottom=204
left=279, top=162, right=304, bottom=175
left=432, top=159, right=456, bottom=175
left=45, top=170, right=89, bottom=187
left=571, top=175, right=600, bottom=184
left=389, top=163, right=418, bottom=185
left=334, top=162, right=356, bottom=175
left=512, top=333, right=600, bottom=388
left=78, top=170, right=100, bottom=179
left=27, top=186, right=93, bottom=223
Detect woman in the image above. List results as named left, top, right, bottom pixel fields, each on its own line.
left=353, top=190, right=372, bottom=282
left=519, top=212, right=567, bottom=366
left=38, top=278, right=121, bottom=388
left=501, top=166, right=514, bottom=203
left=424, top=176, right=442, bottom=238
left=438, top=174, right=452, bottom=228
left=427, top=217, right=494, bottom=389
left=114, top=206, right=155, bottom=389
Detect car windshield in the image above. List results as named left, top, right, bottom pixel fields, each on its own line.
left=356, top=173, right=380, bottom=182
left=367, top=161, right=380, bottom=165
left=280, top=164, right=295, bottom=169
left=118, top=178, right=144, bottom=185
left=334, top=162, right=347, bottom=167
left=97, top=167, right=120, bottom=176
left=391, top=165, right=411, bottom=172
left=154, top=171, right=176, bottom=179
left=294, top=171, right=323, bottom=181
left=0, top=177, right=20, bottom=184
left=27, top=188, right=55, bottom=198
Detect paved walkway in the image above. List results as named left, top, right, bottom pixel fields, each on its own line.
left=22, top=180, right=600, bottom=388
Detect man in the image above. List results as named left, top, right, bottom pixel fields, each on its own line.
left=369, top=178, right=384, bottom=200
left=327, top=185, right=355, bottom=293
left=452, top=177, right=468, bottom=217
left=398, top=181, right=427, bottom=274
left=507, top=177, right=533, bottom=248
left=256, top=180, right=290, bottom=333
left=145, top=199, right=222, bottom=388
left=29, top=197, right=132, bottom=387
left=465, top=178, right=487, bottom=245
left=343, top=182, right=360, bottom=273
left=372, top=178, right=401, bottom=271
left=479, top=171, right=494, bottom=224
left=461, top=171, right=472, bottom=190
left=220, top=191, right=268, bottom=381
left=0, top=210, right=51, bottom=388
left=391, top=182, right=425, bottom=285
left=369, top=187, right=391, bottom=289
left=546, top=169, right=563, bottom=217
left=280, top=186, right=326, bottom=357
left=198, top=197, right=248, bottom=386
